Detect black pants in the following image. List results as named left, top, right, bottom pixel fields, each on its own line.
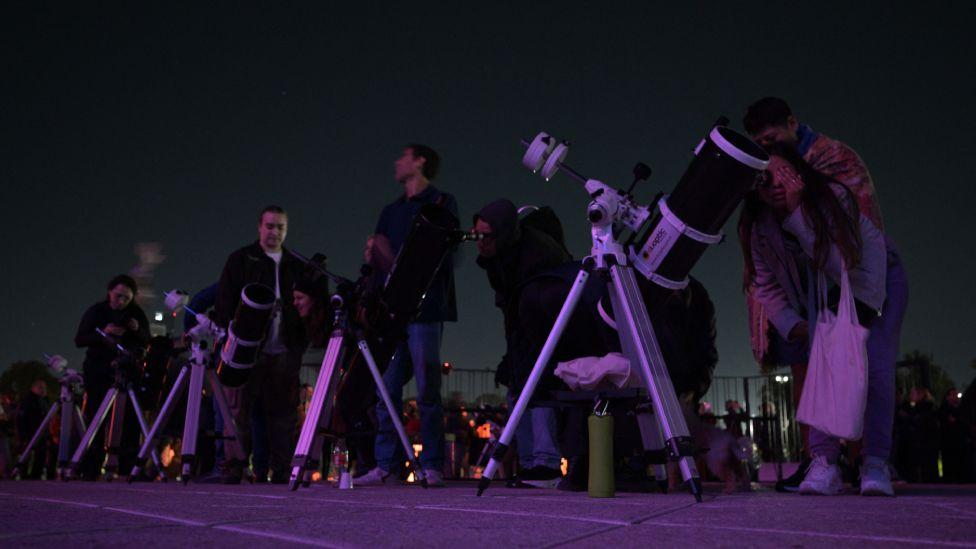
left=220, top=350, right=302, bottom=476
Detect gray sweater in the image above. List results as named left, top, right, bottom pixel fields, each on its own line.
left=749, top=184, right=887, bottom=339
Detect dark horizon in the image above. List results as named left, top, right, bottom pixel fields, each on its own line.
left=3, top=4, right=974, bottom=388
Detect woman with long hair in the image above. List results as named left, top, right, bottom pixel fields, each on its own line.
left=739, top=144, right=890, bottom=495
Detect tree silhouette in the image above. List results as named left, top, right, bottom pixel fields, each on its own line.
left=895, top=350, right=957, bottom=404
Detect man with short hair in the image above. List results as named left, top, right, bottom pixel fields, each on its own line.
left=358, top=144, right=458, bottom=487
left=742, top=97, right=908, bottom=496
left=214, top=205, right=307, bottom=483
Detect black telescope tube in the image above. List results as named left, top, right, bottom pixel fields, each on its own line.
left=631, top=126, right=769, bottom=313
left=216, top=283, right=276, bottom=387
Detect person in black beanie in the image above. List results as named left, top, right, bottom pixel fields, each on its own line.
left=474, top=198, right=571, bottom=488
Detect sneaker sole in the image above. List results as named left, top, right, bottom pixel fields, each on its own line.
left=860, top=485, right=894, bottom=497
left=520, top=478, right=560, bottom=489
left=799, top=482, right=844, bottom=495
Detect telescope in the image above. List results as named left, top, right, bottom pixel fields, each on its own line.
left=478, top=122, right=769, bottom=500
left=216, top=283, right=276, bottom=387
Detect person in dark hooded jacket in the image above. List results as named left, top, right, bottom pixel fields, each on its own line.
left=474, top=198, right=571, bottom=487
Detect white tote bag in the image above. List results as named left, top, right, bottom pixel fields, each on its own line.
left=796, top=265, right=870, bottom=440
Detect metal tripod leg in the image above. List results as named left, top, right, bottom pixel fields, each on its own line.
left=66, top=387, right=119, bottom=480
left=290, top=329, right=345, bottom=491
left=180, top=359, right=206, bottom=482
left=206, top=368, right=247, bottom=468
left=636, top=407, right=668, bottom=491
left=607, top=264, right=702, bottom=501
left=11, top=401, right=60, bottom=478
left=358, top=336, right=428, bottom=488
left=478, top=269, right=591, bottom=495
left=102, top=388, right=130, bottom=479
left=129, top=364, right=191, bottom=482
left=126, top=387, right=164, bottom=477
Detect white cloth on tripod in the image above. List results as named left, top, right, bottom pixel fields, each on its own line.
left=554, top=352, right=641, bottom=391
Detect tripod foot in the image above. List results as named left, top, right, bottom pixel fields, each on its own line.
left=476, top=477, right=491, bottom=497
left=127, top=466, right=142, bottom=484
left=689, top=477, right=703, bottom=503
left=10, top=467, right=21, bottom=479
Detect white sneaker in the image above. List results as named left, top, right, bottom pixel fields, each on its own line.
left=420, top=469, right=445, bottom=487
left=798, top=456, right=844, bottom=495
left=355, top=467, right=392, bottom=486
left=860, top=456, right=895, bottom=497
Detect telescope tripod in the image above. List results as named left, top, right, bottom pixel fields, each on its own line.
left=128, top=341, right=248, bottom=484
left=12, top=375, right=87, bottom=480
left=64, top=369, right=163, bottom=481
left=477, top=258, right=702, bottom=500
left=289, top=306, right=428, bottom=490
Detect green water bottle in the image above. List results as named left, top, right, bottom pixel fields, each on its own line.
left=588, top=412, right=615, bottom=498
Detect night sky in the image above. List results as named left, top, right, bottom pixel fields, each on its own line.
left=3, top=3, right=974, bottom=387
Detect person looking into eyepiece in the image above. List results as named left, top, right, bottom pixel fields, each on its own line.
left=743, top=97, right=908, bottom=496
left=738, top=144, right=889, bottom=496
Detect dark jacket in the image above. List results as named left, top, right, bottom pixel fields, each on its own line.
left=475, top=199, right=572, bottom=387
left=74, top=300, right=151, bottom=386
left=375, top=185, right=459, bottom=323
left=215, top=242, right=307, bottom=352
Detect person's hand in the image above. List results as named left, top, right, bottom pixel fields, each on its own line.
left=788, top=320, right=809, bottom=343
left=125, top=317, right=139, bottom=332
left=365, top=234, right=394, bottom=271
left=779, top=166, right=804, bottom=213
left=103, top=323, right=126, bottom=336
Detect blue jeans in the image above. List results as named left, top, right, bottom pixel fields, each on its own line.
left=810, top=243, right=908, bottom=462
left=508, top=391, right=561, bottom=470
left=374, top=322, right=445, bottom=473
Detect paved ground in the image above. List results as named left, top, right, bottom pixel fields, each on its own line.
left=2, top=479, right=975, bottom=548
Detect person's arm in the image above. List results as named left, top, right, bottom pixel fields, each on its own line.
left=214, top=252, right=242, bottom=328
left=184, top=283, right=218, bottom=331
left=748, top=230, right=805, bottom=340
left=130, top=306, right=151, bottom=347
left=74, top=305, right=104, bottom=348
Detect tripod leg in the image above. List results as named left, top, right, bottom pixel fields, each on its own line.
left=478, top=268, right=591, bottom=496
left=303, top=432, right=326, bottom=487
left=103, top=390, right=128, bottom=480
left=607, top=265, right=702, bottom=501
left=127, top=388, right=164, bottom=477
left=180, top=361, right=206, bottom=482
left=129, top=365, right=190, bottom=482
left=636, top=407, right=669, bottom=492
left=207, top=368, right=249, bottom=477
left=75, top=405, right=87, bottom=433
left=12, top=402, right=60, bottom=478
left=289, top=329, right=345, bottom=491
left=66, top=388, right=118, bottom=480
left=357, top=337, right=428, bottom=487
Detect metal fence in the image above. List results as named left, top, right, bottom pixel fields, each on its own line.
left=301, top=350, right=801, bottom=466
left=300, top=351, right=505, bottom=406
left=701, top=374, right=803, bottom=466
